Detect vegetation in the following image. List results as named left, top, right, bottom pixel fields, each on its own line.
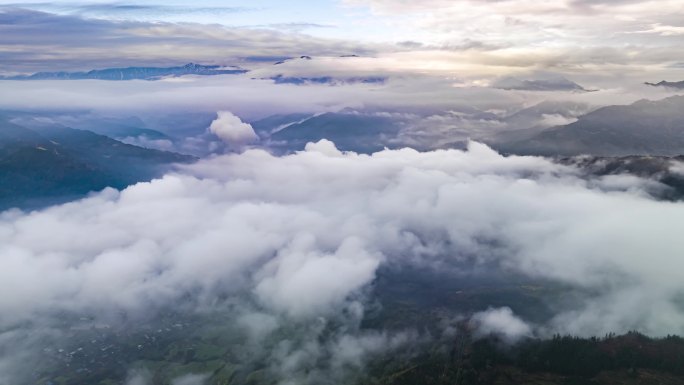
left=0, top=118, right=195, bottom=210
left=362, top=332, right=684, bottom=385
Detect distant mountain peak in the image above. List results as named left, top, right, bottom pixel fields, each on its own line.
left=645, top=80, right=684, bottom=89
left=274, top=56, right=314, bottom=65
left=492, top=76, right=589, bottom=92
left=267, top=74, right=387, bottom=86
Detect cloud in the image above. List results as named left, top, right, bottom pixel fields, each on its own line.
left=0, top=9, right=374, bottom=74
left=120, top=136, right=176, bottom=151
left=263, top=22, right=336, bottom=33
left=125, top=371, right=209, bottom=385
left=125, top=370, right=152, bottom=385
left=208, top=111, right=259, bottom=149
left=1, top=140, right=684, bottom=382
left=254, top=236, right=381, bottom=317
left=0, top=140, right=680, bottom=329
left=171, top=373, right=210, bottom=385
left=0, top=67, right=679, bottom=128
left=344, top=0, right=677, bottom=15
left=634, top=23, right=684, bottom=36
left=670, top=161, right=684, bottom=176
left=342, top=0, right=684, bottom=75
left=472, top=307, right=533, bottom=342
left=3, top=7, right=684, bottom=104
left=3, top=4, right=684, bottom=81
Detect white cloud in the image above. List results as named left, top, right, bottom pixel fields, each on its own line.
left=4, top=6, right=684, bottom=83
left=1, top=139, right=683, bottom=334
left=342, top=0, right=684, bottom=77
left=670, top=161, right=684, bottom=176
left=1, top=139, right=684, bottom=381
left=124, top=370, right=151, bottom=385
left=208, top=111, right=259, bottom=148
left=171, top=374, right=210, bottom=385
left=0, top=9, right=374, bottom=74
left=472, top=307, right=533, bottom=342
left=636, top=23, right=684, bottom=36
left=254, top=236, right=381, bottom=317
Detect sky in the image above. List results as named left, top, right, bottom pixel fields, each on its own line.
left=10, top=1, right=347, bottom=29
left=0, top=0, right=379, bottom=40
left=2, top=0, right=684, bottom=80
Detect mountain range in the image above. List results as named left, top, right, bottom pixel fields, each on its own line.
left=268, top=74, right=387, bottom=86
left=562, top=154, right=684, bottom=200
left=493, top=95, right=684, bottom=156
left=492, top=76, right=589, bottom=92
left=645, top=80, right=684, bottom=89
left=3, top=92, right=684, bottom=211
left=1, top=63, right=247, bottom=81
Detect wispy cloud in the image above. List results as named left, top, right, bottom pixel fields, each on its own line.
left=633, top=23, right=684, bottom=36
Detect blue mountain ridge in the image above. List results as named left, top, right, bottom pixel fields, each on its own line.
left=1, top=63, right=248, bottom=81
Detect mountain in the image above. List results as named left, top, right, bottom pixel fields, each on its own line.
left=485, top=101, right=594, bottom=145
left=1, top=63, right=248, bottom=81
left=563, top=155, right=684, bottom=200
left=492, top=76, right=589, bottom=91
left=268, top=75, right=386, bottom=86
left=250, top=113, right=313, bottom=136
left=266, top=112, right=402, bottom=153
left=645, top=80, right=684, bottom=89
left=7, top=112, right=172, bottom=142
left=274, top=55, right=312, bottom=65
left=0, top=119, right=195, bottom=210
left=266, top=55, right=387, bottom=86
left=495, top=95, right=684, bottom=156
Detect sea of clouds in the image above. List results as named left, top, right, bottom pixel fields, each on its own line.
left=1, top=140, right=683, bottom=383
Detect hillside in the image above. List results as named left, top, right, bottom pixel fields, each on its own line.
left=0, top=119, right=195, bottom=210
left=365, top=332, right=684, bottom=385
left=266, top=112, right=402, bottom=153
left=496, top=96, right=684, bottom=156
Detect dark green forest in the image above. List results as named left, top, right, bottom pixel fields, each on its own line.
left=364, top=332, right=684, bottom=385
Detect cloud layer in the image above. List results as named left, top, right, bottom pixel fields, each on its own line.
left=1, top=140, right=684, bottom=382
left=0, top=9, right=372, bottom=74
left=1, top=140, right=683, bottom=331
left=4, top=2, right=684, bottom=81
